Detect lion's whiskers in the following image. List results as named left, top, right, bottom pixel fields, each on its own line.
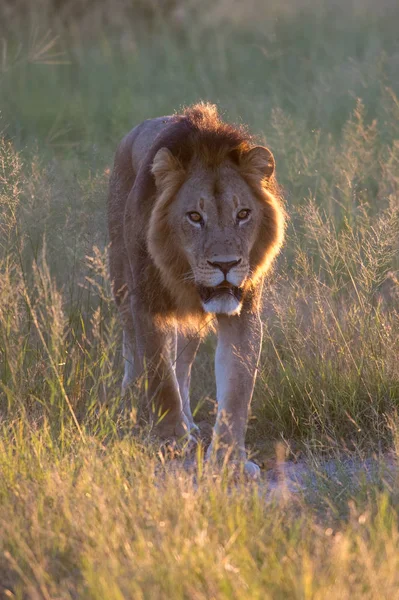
left=179, top=271, right=196, bottom=284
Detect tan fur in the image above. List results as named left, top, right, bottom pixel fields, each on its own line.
left=108, top=103, right=285, bottom=471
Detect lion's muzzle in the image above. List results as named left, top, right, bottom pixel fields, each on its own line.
left=206, top=258, right=242, bottom=277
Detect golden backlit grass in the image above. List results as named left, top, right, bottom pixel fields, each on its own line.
left=0, top=0, right=398, bottom=596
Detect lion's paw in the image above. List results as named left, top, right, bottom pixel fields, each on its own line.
left=158, top=433, right=198, bottom=459
left=206, top=444, right=261, bottom=480
left=154, top=417, right=196, bottom=440
left=243, top=460, right=261, bottom=480
left=187, top=421, right=200, bottom=435
left=224, top=459, right=261, bottom=481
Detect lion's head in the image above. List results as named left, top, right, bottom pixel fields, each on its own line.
left=146, top=104, right=285, bottom=317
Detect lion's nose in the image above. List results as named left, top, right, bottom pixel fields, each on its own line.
left=207, top=259, right=241, bottom=277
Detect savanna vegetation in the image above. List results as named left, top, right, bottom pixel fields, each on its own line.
left=0, top=0, right=399, bottom=597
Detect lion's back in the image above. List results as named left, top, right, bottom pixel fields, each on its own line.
left=107, top=116, right=173, bottom=305
left=108, top=115, right=174, bottom=240
left=130, top=116, right=174, bottom=173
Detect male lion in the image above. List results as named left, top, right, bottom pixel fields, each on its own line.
left=108, top=103, right=285, bottom=477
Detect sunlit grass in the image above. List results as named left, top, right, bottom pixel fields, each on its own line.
left=0, top=0, right=398, bottom=596
left=0, top=420, right=399, bottom=598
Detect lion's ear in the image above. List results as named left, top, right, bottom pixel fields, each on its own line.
left=239, top=146, right=275, bottom=181
left=152, top=147, right=185, bottom=193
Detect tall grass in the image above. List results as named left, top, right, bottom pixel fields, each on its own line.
left=1, top=422, right=399, bottom=598
left=2, top=94, right=397, bottom=451
left=0, top=0, right=399, bottom=596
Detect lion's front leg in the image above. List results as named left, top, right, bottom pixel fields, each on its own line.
left=207, top=309, right=262, bottom=478
left=175, top=331, right=201, bottom=431
left=132, top=302, right=191, bottom=440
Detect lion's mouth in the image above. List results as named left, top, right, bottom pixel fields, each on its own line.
left=197, top=282, right=244, bottom=304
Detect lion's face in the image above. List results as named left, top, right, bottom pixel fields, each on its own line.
left=149, top=145, right=284, bottom=317
left=169, top=165, right=262, bottom=315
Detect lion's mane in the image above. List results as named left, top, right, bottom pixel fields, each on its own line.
left=110, top=103, right=285, bottom=330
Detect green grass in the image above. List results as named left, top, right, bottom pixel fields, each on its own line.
left=0, top=0, right=399, bottom=596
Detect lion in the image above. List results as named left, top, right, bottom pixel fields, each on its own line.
left=108, top=103, right=285, bottom=477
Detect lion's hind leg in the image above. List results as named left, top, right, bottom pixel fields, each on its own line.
left=121, top=328, right=136, bottom=395
left=111, top=261, right=136, bottom=397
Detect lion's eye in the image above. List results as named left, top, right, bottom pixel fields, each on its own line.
left=237, top=209, right=251, bottom=221
left=187, top=211, right=203, bottom=224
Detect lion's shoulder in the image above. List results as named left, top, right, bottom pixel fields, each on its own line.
left=130, top=116, right=174, bottom=173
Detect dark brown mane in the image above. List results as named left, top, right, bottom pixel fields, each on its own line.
left=180, top=102, right=254, bottom=167
left=134, top=102, right=258, bottom=204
